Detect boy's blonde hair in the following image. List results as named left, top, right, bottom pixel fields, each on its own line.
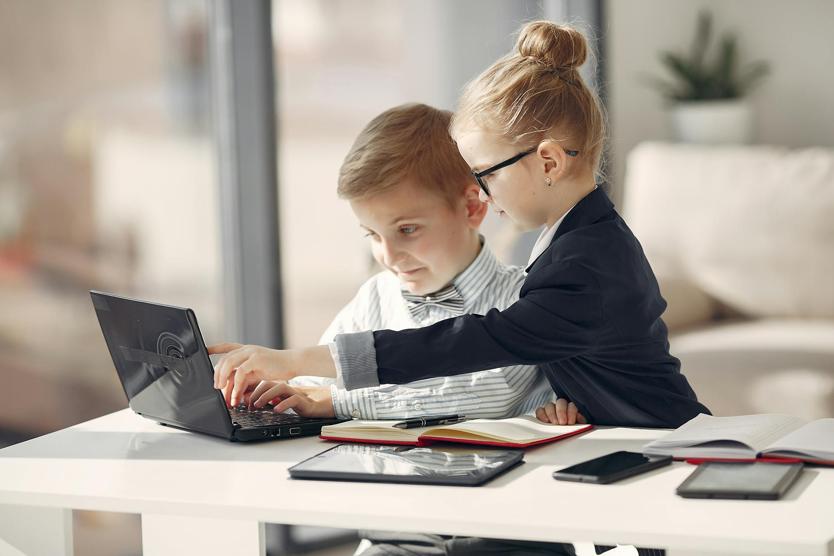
left=451, top=21, right=607, bottom=181
left=338, top=103, right=472, bottom=204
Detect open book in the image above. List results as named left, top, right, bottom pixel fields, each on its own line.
left=320, top=415, right=592, bottom=448
left=642, top=413, right=834, bottom=465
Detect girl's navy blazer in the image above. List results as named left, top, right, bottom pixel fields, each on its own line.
left=372, top=187, right=710, bottom=428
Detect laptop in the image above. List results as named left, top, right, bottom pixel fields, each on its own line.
left=90, top=291, right=345, bottom=441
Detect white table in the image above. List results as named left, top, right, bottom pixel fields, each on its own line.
left=0, top=409, right=832, bottom=556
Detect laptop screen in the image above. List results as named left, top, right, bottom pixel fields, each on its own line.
left=91, top=291, right=234, bottom=439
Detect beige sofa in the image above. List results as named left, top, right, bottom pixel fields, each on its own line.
left=622, top=142, right=834, bottom=420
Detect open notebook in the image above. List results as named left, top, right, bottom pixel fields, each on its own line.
left=642, top=413, right=834, bottom=465
left=320, top=415, right=592, bottom=448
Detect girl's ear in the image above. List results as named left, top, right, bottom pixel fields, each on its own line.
left=462, top=184, right=488, bottom=228
left=537, top=140, right=570, bottom=183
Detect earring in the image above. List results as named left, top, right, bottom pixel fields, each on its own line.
left=544, top=177, right=552, bottom=187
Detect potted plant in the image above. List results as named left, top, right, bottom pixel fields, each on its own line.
left=647, top=11, right=770, bottom=144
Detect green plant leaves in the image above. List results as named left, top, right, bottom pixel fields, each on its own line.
left=737, top=61, right=770, bottom=95
left=689, top=10, right=712, bottom=74
left=646, top=9, right=770, bottom=101
left=713, top=35, right=737, bottom=98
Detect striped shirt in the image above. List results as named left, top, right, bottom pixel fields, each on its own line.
left=316, top=242, right=554, bottom=420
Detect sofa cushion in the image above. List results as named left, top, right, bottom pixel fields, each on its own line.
left=671, top=319, right=834, bottom=419
left=624, top=142, right=834, bottom=319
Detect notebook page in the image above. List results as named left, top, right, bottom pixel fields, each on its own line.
left=644, top=414, right=808, bottom=453
left=330, top=419, right=401, bottom=429
left=320, top=419, right=422, bottom=442
left=763, top=418, right=834, bottom=461
left=433, top=415, right=587, bottom=443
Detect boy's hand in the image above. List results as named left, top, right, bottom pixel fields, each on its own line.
left=250, top=382, right=335, bottom=418
left=535, top=399, right=587, bottom=425
left=209, top=343, right=300, bottom=407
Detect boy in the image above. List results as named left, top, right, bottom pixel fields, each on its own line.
left=216, top=103, right=585, bottom=556
left=239, top=103, right=577, bottom=424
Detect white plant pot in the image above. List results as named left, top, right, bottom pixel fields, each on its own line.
left=670, top=99, right=753, bottom=144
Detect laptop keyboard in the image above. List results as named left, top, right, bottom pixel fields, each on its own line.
left=230, top=406, right=308, bottom=428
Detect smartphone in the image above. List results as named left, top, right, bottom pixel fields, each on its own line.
left=552, top=451, right=673, bottom=484
left=676, top=462, right=803, bottom=500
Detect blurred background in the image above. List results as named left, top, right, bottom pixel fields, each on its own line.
left=0, top=0, right=832, bottom=554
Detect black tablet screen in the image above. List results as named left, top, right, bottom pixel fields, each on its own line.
left=677, top=462, right=803, bottom=499
left=289, top=444, right=523, bottom=486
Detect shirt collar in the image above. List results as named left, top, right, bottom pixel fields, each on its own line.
left=452, top=237, right=501, bottom=308
left=397, top=236, right=500, bottom=311
left=526, top=185, right=599, bottom=269
left=526, top=210, right=571, bottom=268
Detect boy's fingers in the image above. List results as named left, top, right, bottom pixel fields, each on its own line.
left=249, top=381, right=273, bottom=406
left=275, top=394, right=305, bottom=415
left=577, top=412, right=588, bottom=424
left=535, top=407, right=547, bottom=423
left=250, top=380, right=269, bottom=400
left=242, top=382, right=263, bottom=407
left=567, top=402, right=578, bottom=425
left=255, top=383, right=293, bottom=408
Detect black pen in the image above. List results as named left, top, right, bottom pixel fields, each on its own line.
left=392, top=415, right=466, bottom=429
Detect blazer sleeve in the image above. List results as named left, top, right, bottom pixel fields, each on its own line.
left=336, top=260, right=604, bottom=388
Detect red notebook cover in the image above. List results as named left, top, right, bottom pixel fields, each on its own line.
left=684, top=455, right=834, bottom=466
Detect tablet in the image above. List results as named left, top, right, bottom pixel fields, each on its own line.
left=288, top=444, right=524, bottom=486
left=676, top=462, right=803, bottom=500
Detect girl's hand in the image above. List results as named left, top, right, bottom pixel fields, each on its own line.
left=209, top=343, right=299, bottom=407
left=250, top=382, right=335, bottom=418
left=535, top=399, right=587, bottom=425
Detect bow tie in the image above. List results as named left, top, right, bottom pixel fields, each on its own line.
left=402, top=284, right=465, bottom=319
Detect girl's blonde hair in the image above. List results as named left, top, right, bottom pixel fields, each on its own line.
left=451, top=21, right=606, bottom=181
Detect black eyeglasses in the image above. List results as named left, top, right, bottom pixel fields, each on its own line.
left=472, top=147, right=579, bottom=197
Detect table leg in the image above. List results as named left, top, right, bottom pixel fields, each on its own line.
left=142, top=514, right=265, bottom=556
left=0, top=504, right=73, bottom=556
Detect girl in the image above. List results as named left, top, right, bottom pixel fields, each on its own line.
left=211, top=21, right=709, bottom=429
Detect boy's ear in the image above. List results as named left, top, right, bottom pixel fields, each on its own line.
left=462, top=184, right=488, bottom=228
left=537, top=140, right=570, bottom=183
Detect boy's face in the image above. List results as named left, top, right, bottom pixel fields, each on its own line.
left=350, top=180, right=486, bottom=295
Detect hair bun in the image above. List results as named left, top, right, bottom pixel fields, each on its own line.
left=515, top=21, right=587, bottom=71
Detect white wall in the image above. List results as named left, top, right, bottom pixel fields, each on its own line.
left=606, top=0, right=834, bottom=203
left=276, top=0, right=561, bottom=345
